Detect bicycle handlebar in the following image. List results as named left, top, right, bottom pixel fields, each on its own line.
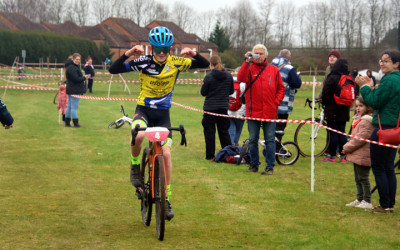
left=131, top=124, right=187, bottom=147
left=304, top=97, right=321, bottom=110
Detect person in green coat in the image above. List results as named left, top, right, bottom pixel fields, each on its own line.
left=356, top=50, right=400, bottom=214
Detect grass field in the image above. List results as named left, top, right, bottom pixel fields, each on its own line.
left=1, top=69, right=400, bottom=249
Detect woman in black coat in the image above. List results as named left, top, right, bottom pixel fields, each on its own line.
left=65, top=53, right=89, bottom=127
left=201, top=55, right=234, bottom=160
left=321, top=59, right=351, bottom=162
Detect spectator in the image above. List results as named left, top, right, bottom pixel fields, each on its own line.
left=271, top=49, right=302, bottom=151
left=366, top=69, right=376, bottom=86
left=0, top=96, right=14, bottom=129
left=317, top=49, right=341, bottom=100
left=201, top=55, right=234, bottom=160
left=57, top=81, right=68, bottom=124
left=227, top=80, right=246, bottom=146
left=84, top=57, right=95, bottom=93
left=17, top=67, right=25, bottom=80
left=237, top=44, right=285, bottom=175
left=320, top=58, right=351, bottom=162
left=355, top=50, right=400, bottom=213
left=65, top=53, right=90, bottom=128
left=343, top=96, right=374, bottom=209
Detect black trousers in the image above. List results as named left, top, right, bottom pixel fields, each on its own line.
left=275, top=114, right=289, bottom=152
left=87, top=79, right=93, bottom=92
left=202, top=110, right=231, bottom=159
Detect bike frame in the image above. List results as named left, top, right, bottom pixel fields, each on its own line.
left=148, top=141, right=167, bottom=200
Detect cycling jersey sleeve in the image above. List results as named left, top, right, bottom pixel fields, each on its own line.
left=190, top=53, right=210, bottom=69
left=109, top=54, right=130, bottom=74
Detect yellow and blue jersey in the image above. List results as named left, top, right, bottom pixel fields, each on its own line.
left=124, top=55, right=192, bottom=109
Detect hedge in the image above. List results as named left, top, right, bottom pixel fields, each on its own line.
left=0, top=29, right=112, bottom=66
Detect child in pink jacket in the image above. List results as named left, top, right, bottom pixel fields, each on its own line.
left=342, top=96, right=374, bottom=209
left=57, top=81, right=68, bottom=123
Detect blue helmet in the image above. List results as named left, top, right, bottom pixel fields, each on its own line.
left=148, top=26, right=174, bottom=47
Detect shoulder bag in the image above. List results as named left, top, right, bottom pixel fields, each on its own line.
left=377, top=113, right=400, bottom=145
left=239, top=63, right=268, bottom=105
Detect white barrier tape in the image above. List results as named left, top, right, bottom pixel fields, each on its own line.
left=0, top=85, right=58, bottom=91
left=4, top=86, right=398, bottom=149
left=71, top=94, right=137, bottom=102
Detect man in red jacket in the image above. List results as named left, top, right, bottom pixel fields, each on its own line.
left=237, top=44, right=285, bottom=175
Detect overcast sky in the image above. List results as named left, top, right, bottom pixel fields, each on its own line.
left=169, top=0, right=316, bottom=12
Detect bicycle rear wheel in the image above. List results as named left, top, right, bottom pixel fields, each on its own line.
left=276, top=141, right=300, bottom=165
left=294, top=118, right=330, bottom=157
left=237, top=140, right=250, bottom=165
left=154, top=155, right=166, bottom=241
left=140, top=147, right=152, bottom=226
left=108, top=119, right=125, bottom=129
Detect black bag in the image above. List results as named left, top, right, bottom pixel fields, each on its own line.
left=239, top=93, right=246, bottom=105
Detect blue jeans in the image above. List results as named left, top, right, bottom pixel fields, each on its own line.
left=370, top=127, right=397, bottom=208
left=65, top=95, right=80, bottom=119
left=247, top=120, right=276, bottom=169
left=228, top=118, right=245, bottom=145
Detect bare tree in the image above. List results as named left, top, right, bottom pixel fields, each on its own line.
left=231, top=0, right=257, bottom=49
left=46, top=0, right=67, bottom=24
left=197, top=11, right=216, bottom=40
left=171, top=1, right=193, bottom=32
left=274, top=1, right=296, bottom=47
left=257, top=0, right=274, bottom=46
left=92, top=0, right=112, bottom=24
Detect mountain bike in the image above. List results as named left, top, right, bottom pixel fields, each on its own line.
left=294, top=98, right=330, bottom=157
left=108, top=105, right=133, bottom=129
left=237, top=131, right=300, bottom=166
left=132, top=124, right=187, bottom=241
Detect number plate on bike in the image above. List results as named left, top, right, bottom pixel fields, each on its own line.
left=145, top=127, right=170, bottom=142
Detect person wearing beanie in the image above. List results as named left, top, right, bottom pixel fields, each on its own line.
left=317, top=49, right=341, bottom=100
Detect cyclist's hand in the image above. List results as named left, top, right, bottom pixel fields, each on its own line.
left=125, top=45, right=144, bottom=57
left=181, top=48, right=196, bottom=58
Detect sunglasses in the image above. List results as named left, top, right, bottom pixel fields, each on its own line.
left=152, top=46, right=170, bottom=54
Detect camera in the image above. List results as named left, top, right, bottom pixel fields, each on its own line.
left=248, top=53, right=260, bottom=60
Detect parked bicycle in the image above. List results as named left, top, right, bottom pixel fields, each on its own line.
left=294, top=98, right=330, bottom=157
left=237, top=131, right=300, bottom=166
left=108, top=105, right=133, bottom=129
left=132, top=124, right=187, bottom=241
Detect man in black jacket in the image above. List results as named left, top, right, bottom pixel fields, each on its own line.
left=0, top=96, right=14, bottom=129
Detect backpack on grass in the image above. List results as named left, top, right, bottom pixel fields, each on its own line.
left=229, top=82, right=242, bottom=111
left=334, top=75, right=356, bottom=106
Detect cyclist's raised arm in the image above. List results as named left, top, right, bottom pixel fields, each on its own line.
left=181, top=48, right=209, bottom=69
left=109, top=45, right=145, bottom=74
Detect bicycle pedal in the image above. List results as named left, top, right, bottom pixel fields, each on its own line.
left=135, top=189, right=143, bottom=200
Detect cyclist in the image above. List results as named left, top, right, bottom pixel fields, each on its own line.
left=109, top=26, right=210, bottom=220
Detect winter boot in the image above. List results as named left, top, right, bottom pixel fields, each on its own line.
left=72, top=118, right=81, bottom=128
left=65, top=118, right=71, bottom=127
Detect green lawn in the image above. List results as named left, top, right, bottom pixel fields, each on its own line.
left=1, top=70, right=399, bottom=249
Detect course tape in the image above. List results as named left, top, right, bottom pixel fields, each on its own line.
left=3, top=85, right=397, bottom=149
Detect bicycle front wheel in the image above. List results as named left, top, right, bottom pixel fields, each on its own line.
left=140, top=147, right=152, bottom=226
left=294, top=118, right=330, bottom=157
left=154, top=155, right=166, bottom=241
left=276, top=141, right=300, bottom=165
left=108, top=119, right=125, bottom=129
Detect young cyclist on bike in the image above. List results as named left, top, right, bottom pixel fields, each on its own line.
left=109, top=26, right=210, bottom=220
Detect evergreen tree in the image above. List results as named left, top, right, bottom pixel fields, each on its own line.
left=209, top=21, right=230, bottom=53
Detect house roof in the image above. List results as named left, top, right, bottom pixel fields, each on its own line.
left=78, top=24, right=130, bottom=48
left=146, top=20, right=199, bottom=45
left=41, top=21, right=85, bottom=35
left=0, top=12, right=47, bottom=31
left=188, top=33, right=218, bottom=52
left=105, top=17, right=149, bottom=42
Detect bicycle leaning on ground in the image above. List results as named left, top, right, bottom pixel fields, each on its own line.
left=237, top=131, right=300, bottom=166
left=132, top=124, right=187, bottom=241
left=108, top=105, right=133, bottom=129
left=294, top=97, right=330, bottom=157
